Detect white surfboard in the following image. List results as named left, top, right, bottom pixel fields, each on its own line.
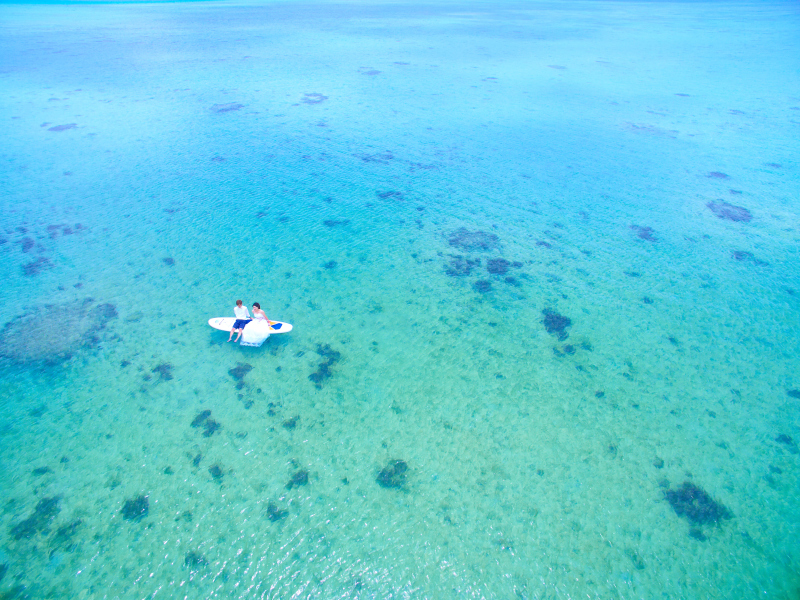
left=208, top=317, right=293, bottom=334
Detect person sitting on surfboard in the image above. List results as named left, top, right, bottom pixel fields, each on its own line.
left=252, top=302, right=269, bottom=324
left=228, top=299, right=251, bottom=342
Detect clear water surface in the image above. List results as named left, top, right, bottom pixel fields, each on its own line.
left=1, top=1, right=799, bottom=598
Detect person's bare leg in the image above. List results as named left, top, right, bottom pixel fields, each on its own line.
left=228, top=327, right=236, bottom=342
left=234, top=330, right=242, bottom=342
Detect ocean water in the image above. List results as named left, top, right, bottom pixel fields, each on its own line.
left=1, top=0, right=799, bottom=598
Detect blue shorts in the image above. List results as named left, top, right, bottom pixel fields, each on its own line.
left=233, top=319, right=251, bottom=330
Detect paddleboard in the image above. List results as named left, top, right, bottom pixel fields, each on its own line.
left=208, top=317, right=293, bottom=334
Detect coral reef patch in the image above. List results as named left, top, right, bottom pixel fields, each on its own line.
left=209, top=464, right=224, bottom=482
left=473, top=280, right=492, bottom=293
left=542, top=309, right=571, bottom=341
left=202, top=419, right=221, bottom=437
left=23, top=257, right=52, bottom=276
left=0, top=299, right=117, bottom=364
left=286, top=469, right=309, bottom=490
left=665, top=482, right=732, bottom=526
left=121, top=495, right=149, bottom=522
left=445, top=256, right=479, bottom=277
left=301, top=93, right=327, bottom=104
left=152, top=363, right=173, bottom=381
left=191, top=410, right=211, bottom=428
left=309, top=344, right=341, bottom=388
left=211, top=103, right=243, bottom=113
left=323, top=219, right=350, bottom=228
left=185, top=551, right=208, bottom=569
left=486, top=258, right=511, bottom=275
left=631, top=225, right=657, bottom=241
left=448, top=228, right=499, bottom=252
left=376, top=460, right=408, bottom=489
left=228, top=363, right=252, bottom=381
left=10, top=496, right=61, bottom=540
left=267, top=502, right=288, bottom=521
left=707, top=201, right=752, bottom=222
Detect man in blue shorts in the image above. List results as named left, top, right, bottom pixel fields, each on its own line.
left=228, top=299, right=252, bottom=342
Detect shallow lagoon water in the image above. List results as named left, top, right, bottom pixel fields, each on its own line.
left=1, top=1, right=799, bottom=598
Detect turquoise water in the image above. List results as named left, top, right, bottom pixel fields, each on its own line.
left=1, top=0, right=799, bottom=597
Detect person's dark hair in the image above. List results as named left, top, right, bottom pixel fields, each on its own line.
left=236, top=300, right=243, bottom=306
left=253, top=302, right=260, bottom=309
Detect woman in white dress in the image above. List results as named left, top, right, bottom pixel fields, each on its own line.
left=252, top=302, right=268, bottom=323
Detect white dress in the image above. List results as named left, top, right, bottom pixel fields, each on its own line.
left=240, top=310, right=271, bottom=347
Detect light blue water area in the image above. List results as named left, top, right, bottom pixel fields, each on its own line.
left=1, top=0, right=799, bottom=598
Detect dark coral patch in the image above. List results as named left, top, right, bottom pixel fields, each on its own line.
left=121, top=495, right=149, bottom=522
left=445, top=256, right=479, bottom=277
left=323, top=260, right=337, bottom=270
left=707, top=171, right=730, bottom=179
left=473, top=280, right=492, bottom=293
left=787, top=389, right=800, bottom=399
left=52, top=519, right=82, bottom=551
left=376, top=190, right=402, bottom=200
left=301, top=93, right=327, bottom=104
left=0, top=299, right=115, bottom=364
left=376, top=460, right=408, bottom=489
left=775, top=434, right=798, bottom=454
left=10, top=496, right=61, bottom=540
left=286, top=469, right=309, bottom=490
left=486, top=258, right=511, bottom=275
left=542, top=309, right=571, bottom=341
left=191, top=410, right=211, bottom=428
left=689, top=527, right=707, bottom=541
left=211, top=103, right=244, bottom=113
left=631, top=225, right=657, bottom=241
left=665, top=482, right=732, bottom=526
left=228, top=363, right=253, bottom=381
left=209, top=464, right=224, bottom=482
left=448, top=228, right=499, bottom=252
left=163, top=257, right=175, bottom=266
left=185, top=551, right=208, bottom=569
left=536, top=240, right=552, bottom=248
left=309, top=344, right=341, bottom=388
left=282, top=416, right=299, bottom=430
left=707, top=200, right=752, bottom=222
left=23, top=257, right=52, bottom=276
left=152, top=363, right=173, bottom=381
left=323, top=219, right=350, bottom=228
left=97, top=303, right=118, bottom=319
left=48, top=123, right=77, bottom=132
left=731, top=250, right=767, bottom=265
left=359, top=151, right=394, bottom=163
left=267, top=502, right=288, bottom=521
left=202, top=419, right=220, bottom=437
left=20, top=237, right=35, bottom=253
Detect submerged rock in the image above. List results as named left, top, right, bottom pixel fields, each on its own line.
left=0, top=299, right=117, bottom=365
